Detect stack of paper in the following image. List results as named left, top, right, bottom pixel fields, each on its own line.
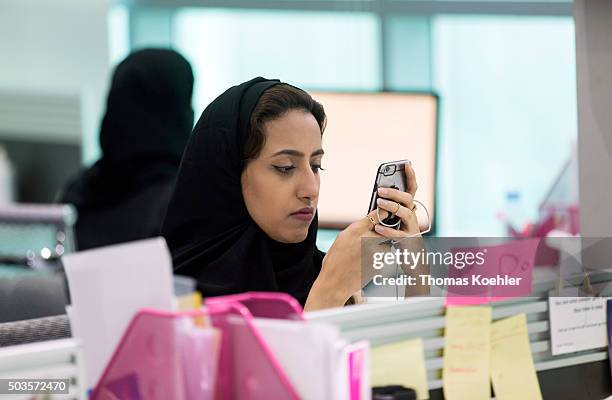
left=177, top=318, right=221, bottom=400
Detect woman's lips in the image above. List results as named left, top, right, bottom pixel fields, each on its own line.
left=290, top=208, right=314, bottom=221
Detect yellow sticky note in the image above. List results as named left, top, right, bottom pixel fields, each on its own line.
left=491, top=313, right=542, bottom=400
left=177, top=291, right=205, bottom=326
left=443, top=306, right=491, bottom=400
left=177, top=291, right=202, bottom=311
left=371, top=338, right=429, bottom=400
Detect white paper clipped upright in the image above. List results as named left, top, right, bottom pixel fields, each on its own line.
left=63, top=237, right=175, bottom=389
left=549, top=291, right=608, bottom=355
left=177, top=318, right=221, bottom=400
left=253, top=318, right=365, bottom=400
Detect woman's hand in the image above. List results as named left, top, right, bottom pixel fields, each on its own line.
left=373, top=163, right=420, bottom=239
left=304, top=163, right=427, bottom=311
left=373, top=163, right=429, bottom=296
left=304, top=211, right=385, bottom=311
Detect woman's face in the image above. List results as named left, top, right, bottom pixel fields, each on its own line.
left=241, top=109, right=323, bottom=243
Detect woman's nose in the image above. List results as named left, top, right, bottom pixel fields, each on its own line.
left=297, top=169, right=319, bottom=201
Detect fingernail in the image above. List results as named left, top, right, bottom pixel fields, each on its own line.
left=377, top=198, right=390, bottom=207
left=378, top=187, right=388, bottom=195
left=375, top=225, right=382, bottom=233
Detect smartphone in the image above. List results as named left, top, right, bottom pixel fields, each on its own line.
left=368, top=160, right=410, bottom=229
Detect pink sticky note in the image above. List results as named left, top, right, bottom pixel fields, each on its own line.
left=445, top=238, right=540, bottom=307
left=490, top=238, right=540, bottom=300
left=445, top=246, right=490, bottom=306
left=445, top=296, right=490, bottom=306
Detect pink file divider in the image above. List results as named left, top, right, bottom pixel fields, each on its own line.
left=90, top=308, right=190, bottom=400
left=204, top=292, right=303, bottom=400
left=204, top=291, right=304, bottom=321
left=91, top=292, right=304, bottom=400
left=347, top=341, right=370, bottom=400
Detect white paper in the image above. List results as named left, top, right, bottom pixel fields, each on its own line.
left=63, top=237, right=174, bottom=389
left=549, top=294, right=609, bottom=355
left=333, top=340, right=350, bottom=400
left=253, top=318, right=344, bottom=400
left=177, top=319, right=220, bottom=400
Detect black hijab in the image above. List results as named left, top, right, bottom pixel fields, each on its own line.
left=60, top=48, right=194, bottom=208
left=161, top=77, right=324, bottom=306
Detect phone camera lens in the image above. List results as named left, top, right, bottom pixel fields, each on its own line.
left=382, top=165, right=396, bottom=176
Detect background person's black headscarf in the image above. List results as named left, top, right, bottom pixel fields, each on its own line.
left=60, top=48, right=194, bottom=250
left=161, top=77, right=324, bottom=306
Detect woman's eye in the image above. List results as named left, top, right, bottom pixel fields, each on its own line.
left=274, top=165, right=296, bottom=174
left=311, top=164, right=325, bottom=173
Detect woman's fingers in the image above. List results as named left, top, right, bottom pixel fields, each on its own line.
left=374, top=224, right=407, bottom=238
left=376, top=198, right=401, bottom=215
left=357, top=210, right=388, bottom=238
left=375, top=203, right=413, bottom=233
left=377, top=187, right=414, bottom=211
left=358, top=211, right=378, bottom=232
left=402, top=206, right=420, bottom=233
left=404, top=163, right=418, bottom=198
left=377, top=199, right=419, bottom=233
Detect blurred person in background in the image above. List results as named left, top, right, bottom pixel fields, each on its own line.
left=59, top=48, right=194, bottom=250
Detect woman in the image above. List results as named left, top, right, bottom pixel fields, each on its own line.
left=161, top=77, right=420, bottom=310
left=60, top=49, right=194, bottom=251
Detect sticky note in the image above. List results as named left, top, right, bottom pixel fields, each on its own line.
left=443, top=306, right=491, bottom=400
left=445, top=238, right=539, bottom=306
left=177, top=291, right=203, bottom=311
left=371, top=338, right=429, bottom=400
left=177, top=291, right=205, bottom=326
left=445, top=295, right=490, bottom=307
left=490, top=313, right=542, bottom=400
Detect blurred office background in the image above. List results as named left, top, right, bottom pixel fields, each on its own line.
left=0, top=0, right=577, bottom=240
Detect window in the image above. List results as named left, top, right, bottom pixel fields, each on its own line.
left=173, top=9, right=382, bottom=112
left=432, top=16, right=577, bottom=235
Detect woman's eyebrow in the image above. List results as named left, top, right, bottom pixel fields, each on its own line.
left=311, top=149, right=324, bottom=157
left=271, top=149, right=325, bottom=157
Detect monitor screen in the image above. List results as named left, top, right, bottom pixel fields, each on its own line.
left=311, top=92, right=438, bottom=231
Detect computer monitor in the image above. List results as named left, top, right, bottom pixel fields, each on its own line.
left=311, top=91, right=438, bottom=232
